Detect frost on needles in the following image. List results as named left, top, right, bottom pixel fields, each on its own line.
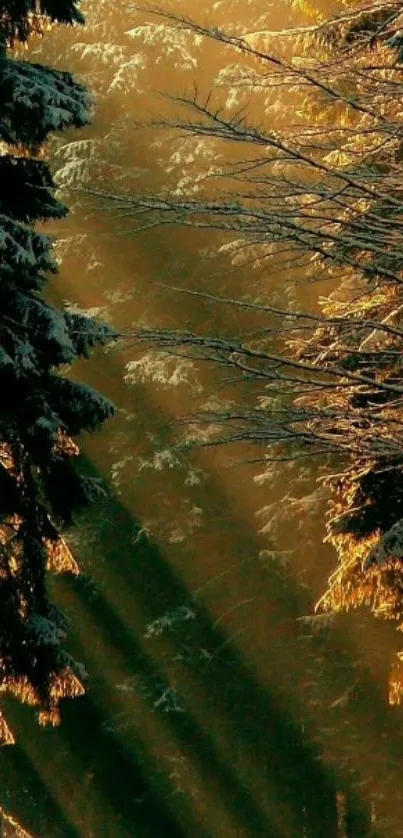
left=0, top=0, right=115, bottom=743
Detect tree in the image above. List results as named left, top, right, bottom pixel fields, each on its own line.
left=99, top=1, right=403, bottom=702
left=25, top=2, right=403, bottom=833
left=0, top=1, right=115, bottom=744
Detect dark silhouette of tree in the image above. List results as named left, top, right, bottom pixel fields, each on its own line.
left=0, top=0, right=115, bottom=744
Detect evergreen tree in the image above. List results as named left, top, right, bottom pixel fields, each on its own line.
left=0, top=0, right=115, bottom=743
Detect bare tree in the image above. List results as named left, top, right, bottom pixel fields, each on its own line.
left=95, top=1, right=403, bottom=701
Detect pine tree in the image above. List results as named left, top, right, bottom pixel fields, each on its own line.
left=0, top=1, right=115, bottom=743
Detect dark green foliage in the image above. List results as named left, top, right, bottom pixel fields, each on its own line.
left=64, top=309, right=118, bottom=357
left=0, top=0, right=115, bottom=740
left=0, top=154, right=67, bottom=222
left=44, top=377, right=115, bottom=433
left=332, top=465, right=403, bottom=538
left=0, top=216, right=56, bottom=286
left=42, top=461, right=107, bottom=524
left=0, top=59, right=91, bottom=150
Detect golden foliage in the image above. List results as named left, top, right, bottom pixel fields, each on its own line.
left=0, top=711, right=14, bottom=746
left=320, top=531, right=403, bottom=623
left=38, top=669, right=84, bottom=728
left=317, top=465, right=403, bottom=701
left=49, top=668, right=84, bottom=701
left=389, top=651, right=403, bottom=703
left=131, top=1, right=403, bottom=707
left=0, top=809, right=34, bottom=838
left=317, top=529, right=379, bottom=612
left=38, top=707, right=61, bottom=727
left=53, top=430, right=79, bottom=458
left=0, top=808, right=33, bottom=838
left=0, top=668, right=84, bottom=738
left=45, top=536, right=79, bottom=575
left=0, top=674, right=40, bottom=707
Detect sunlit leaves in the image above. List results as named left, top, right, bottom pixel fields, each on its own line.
left=104, top=1, right=403, bottom=707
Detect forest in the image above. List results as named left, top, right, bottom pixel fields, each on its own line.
left=3, top=0, right=403, bottom=836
